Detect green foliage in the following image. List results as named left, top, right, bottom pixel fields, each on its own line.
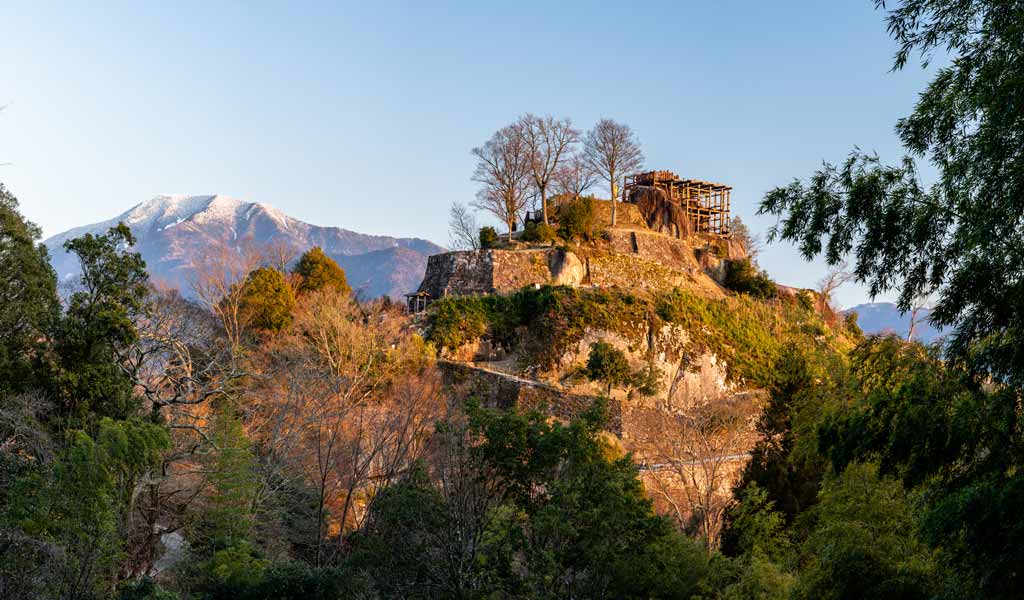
left=196, top=401, right=259, bottom=548
left=4, top=418, right=170, bottom=599
left=723, top=258, right=776, bottom=299
left=521, top=219, right=557, bottom=243
left=428, top=285, right=846, bottom=388
left=719, top=554, right=795, bottom=600
left=556, top=195, right=601, bottom=242
left=759, top=2, right=1024, bottom=387
left=478, top=226, right=499, bottom=249
left=0, top=184, right=60, bottom=393
left=632, top=362, right=664, bottom=397
left=842, top=311, right=862, bottom=338
left=724, top=483, right=792, bottom=564
left=54, top=223, right=149, bottom=423
left=206, top=541, right=271, bottom=592
left=727, top=344, right=839, bottom=530
left=117, top=577, right=179, bottom=600
left=583, top=341, right=662, bottom=397
left=239, top=266, right=296, bottom=332
left=795, top=290, right=814, bottom=312
left=424, top=294, right=493, bottom=350
left=350, top=401, right=716, bottom=599
left=792, top=462, right=939, bottom=600
left=293, top=246, right=351, bottom=296
left=584, top=341, right=632, bottom=394
left=816, top=335, right=1018, bottom=597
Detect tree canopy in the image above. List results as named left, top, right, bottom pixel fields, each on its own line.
left=293, top=247, right=351, bottom=296
left=239, top=266, right=296, bottom=333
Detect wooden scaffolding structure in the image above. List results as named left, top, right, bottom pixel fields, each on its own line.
left=622, top=170, right=732, bottom=236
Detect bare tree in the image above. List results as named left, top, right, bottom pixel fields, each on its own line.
left=246, top=288, right=443, bottom=565
left=519, top=114, right=580, bottom=225
left=448, top=202, right=480, bottom=250
left=190, top=237, right=265, bottom=350
left=552, top=155, right=597, bottom=202
left=729, top=216, right=762, bottom=259
left=471, top=124, right=532, bottom=242
left=643, top=396, right=757, bottom=553
left=907, top=296, right=930, bottom=341
left=583, top=119, right=644, bottom=227
left=113, top=286, right=246, bottom=576
left=263, top=238, right=299, bottom=272
left=817, top=261, right=855, bottom=326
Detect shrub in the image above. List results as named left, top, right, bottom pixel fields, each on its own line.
left=239, top=267, right=296, bottom=332
left=426, top=296, right=491, bottom=351
left=585, top=341, right=633, bottom=395
left=116, top=578, right=177, bottom=600
left=557, top=196, right=601, bottom=242
left=293, top=246, right=350, bottom=295
left=428, top=285, right=849, bottom=388
left=479, top=226, right=499, bottom=249
left=724, top=259, right=777, bottom=299
left=521, top=220, right=557, bottom=243
left=796, top=290, right=815, bottom=312
left=844, top=311, right=863, bottom=337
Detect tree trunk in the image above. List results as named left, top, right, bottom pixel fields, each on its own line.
left=507, top=217, right=514, bottom=242
left=541, top=185, right=549, bottom=225
left=610, top=178, right=618, bottom=227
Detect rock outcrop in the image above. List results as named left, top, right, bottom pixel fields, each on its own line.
left=415, top=230, right=728, bottom=300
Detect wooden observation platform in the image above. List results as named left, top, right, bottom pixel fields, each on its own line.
left=622, top=170, right=731, bottom=236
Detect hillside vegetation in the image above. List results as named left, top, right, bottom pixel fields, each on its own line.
left=427, top=285, right=854, bottom=388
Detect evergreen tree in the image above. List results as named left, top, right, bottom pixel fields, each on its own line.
left=239, top=267, right=296, bottom=333
left=0, top=185, right=60, bottom=393
left=584, top=341, right=632, bottom=395
left=52, top=223, right=149, bottom=424
left=293, top=247, right=351, bottom=296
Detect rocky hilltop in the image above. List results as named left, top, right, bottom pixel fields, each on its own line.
left=413, top=196, right=856, bottom=534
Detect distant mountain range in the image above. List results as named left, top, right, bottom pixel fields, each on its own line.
left=846, top=302, right=944, bottom=343
left=43, top=195, right=445, bottom=300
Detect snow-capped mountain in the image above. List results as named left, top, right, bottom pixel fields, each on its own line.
left=44, top=194, right=445, bottom=299
left=846, top=302, right=944, bottom=343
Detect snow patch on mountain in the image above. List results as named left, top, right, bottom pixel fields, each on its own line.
left=44, top=194, right=445, bottom=299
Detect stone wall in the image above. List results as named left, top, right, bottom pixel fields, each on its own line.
left=414, top=227, right=731, bottom=300
left=418, top=248, right=585, bottom=298
left=417, top=250, right=495, bottom=298
left=440, top=360, right=622, bottom=435
left=603, top=229, right=701, bottom=272
left=491, top=249, right=562, bottom=291
left=586, top=251, right=688, bottom=290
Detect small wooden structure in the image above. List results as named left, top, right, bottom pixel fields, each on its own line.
left=622, top=170, right=731, bottom=236
left=404, top=291, right=431, bottom=313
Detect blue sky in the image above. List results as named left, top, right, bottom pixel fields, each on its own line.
left=1, top=1, right=935, bottom=307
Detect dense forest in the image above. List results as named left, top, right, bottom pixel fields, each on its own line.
left=2, top=0, right=1023, bottom=598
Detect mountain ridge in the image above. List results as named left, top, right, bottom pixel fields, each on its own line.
left=43, top=194, right=445, bottom=299
left=846, top=301, right=944, bottom=343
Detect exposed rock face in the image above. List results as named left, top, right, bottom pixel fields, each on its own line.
left=439, top=361, right=622, bottom=435
left=415, top=232, right=726, bottom=299
left=549, top=249, right=585, bottom=286
left=630, top=186, right=692, bottom=238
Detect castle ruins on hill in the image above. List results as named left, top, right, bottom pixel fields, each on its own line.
left=406, top=169, right=739, bottom=312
